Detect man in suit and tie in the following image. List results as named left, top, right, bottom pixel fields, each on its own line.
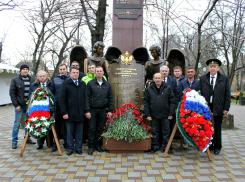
left=198, top=59, right=230, bottom=154
left=160, top=65, right=180, bottom=126
left=59, top=66, right=86, bottom=156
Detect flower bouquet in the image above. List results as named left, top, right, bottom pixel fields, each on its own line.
left=26, top=86, right=55, bottom=138
left=177, top=89, right=214, bottom=152
left=102, top=103, right=151, bottom=143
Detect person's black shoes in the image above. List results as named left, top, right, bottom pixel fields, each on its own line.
left=147, top=148, right=158, bottom=153
left=95, top=146, right=103, bottom=152
left=67, top=151, right=73, bottom=156
left=27, top=139, right=36, bottom=144
left=12, top=143, right=17, bottom=149
left=37, top=145, right=43, bottom=150
left=76, top=150, right=83, bottom=155
left=52, top=146, right=57, bottom=152
left=214, top=149, right=220, bottom=154
left=88, top=148, right=94, bottom=155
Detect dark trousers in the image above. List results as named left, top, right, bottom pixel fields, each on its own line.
left=66, top=121, right=83, bottom=152
left=53, top=111, right=67, bottom=147
left=151, top=117, right=171, bottom=150
left=88, top=108, right=106, bottom=148
left=37, top=130, right=53, bottom=147
left=37, top=137, right=45, bottom=146
left=211, top=116, right=222, bottom=150
left=209, top=103, right=222, bottom=150
left=83, top=117, right=89, bottom=140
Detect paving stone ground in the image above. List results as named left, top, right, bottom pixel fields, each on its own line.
left=0, top=103, right=245, bottom=182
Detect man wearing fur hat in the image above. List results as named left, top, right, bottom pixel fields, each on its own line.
left=9, top=64, right=36, bottom=149
left=198, top=59, right=230, bottom=154
left=29, top=70, right=52, bottom=149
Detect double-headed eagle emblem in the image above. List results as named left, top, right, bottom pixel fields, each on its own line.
left=120, top=51, right=134, bottom=65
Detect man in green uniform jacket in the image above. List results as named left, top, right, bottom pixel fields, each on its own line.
left=82, top=64, right=107, bottom=84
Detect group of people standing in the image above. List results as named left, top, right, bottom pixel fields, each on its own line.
left=9, top=42, right=230, bottom=156
left=144, top=54, right=230, bottom=155
left=10, top=61, right=113, bottom=156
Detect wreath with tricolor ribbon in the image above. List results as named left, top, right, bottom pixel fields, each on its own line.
left=176, top=89, right=214, bottom=152
left=26, top=86, right=55, bottom=139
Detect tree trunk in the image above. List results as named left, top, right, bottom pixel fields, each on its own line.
left=195, top=25, right=201, bottom=74
left=91, top=0, right=107, bottom=52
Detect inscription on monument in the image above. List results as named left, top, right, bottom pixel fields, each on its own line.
left=109, top=58, right=144, bottom=109
left=115, top=0, right=141, bottom=9
left=114, top=0, right=142, bottom=19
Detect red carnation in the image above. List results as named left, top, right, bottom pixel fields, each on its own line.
left=180, top=112, right=185, bottom=117
left=199, top=130, right=205, bottom=137
left=204, top=124, right=211, bottom=131
left=182, top=123, right=188, bottom=128
left=180, top=118, right=186, bottom=123
left=185, top=110, right=191, bottom=114
left=44, top=94, right=47, bottom=97
left=37, top=128, right=41, bottom=132
left=199, top=146, right=204, bottom=151
left=189, top=127, right=197, bottom=136
left=32, top=124, right=35, bottom=127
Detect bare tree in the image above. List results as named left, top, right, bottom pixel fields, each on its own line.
left=80, top=0, right=107, bottom=52
left=0, top=0, right=20, bottom=11
left=22, top=0, right=67, bottom=76
left=49, top=5, right=84, bottom=79
left=194, top=0, right=219, bottom=73
left=211, top=0, right=245, bottom=86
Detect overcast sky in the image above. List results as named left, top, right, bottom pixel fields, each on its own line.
left=0, top=0, right=209, bottom=66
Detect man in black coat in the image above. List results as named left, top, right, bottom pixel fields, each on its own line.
left=59, top=66, right=86, bottom=156
left=144, top=73, right=175, bottom=154
left=85, top=66, right=113, bottom=155
left=29, top=70, right=52, bottom=150
left=198, top=59, right=230, bottom=154
left=71, top=61, right=86, bottom=80
left=9, top=64, right=36, bottom=149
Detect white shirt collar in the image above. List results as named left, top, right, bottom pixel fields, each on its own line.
left=40, top=81, right=47, bottom=86
left=210, top=73, right=217, bottom=79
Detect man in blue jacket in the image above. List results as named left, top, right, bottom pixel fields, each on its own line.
left=178, top=66, right=199, bottom=93
left=173, top=66, right=185, bottom=85
left=50, top=63, right=70, bottom=152
left=178, top=66, right=199, bottom=149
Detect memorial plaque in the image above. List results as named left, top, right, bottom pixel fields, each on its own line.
left=114, top=0, right=142, bottom=19
left=115, top=0, right=142, bottom=9
left=109, top=57, right=144, bottom=110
